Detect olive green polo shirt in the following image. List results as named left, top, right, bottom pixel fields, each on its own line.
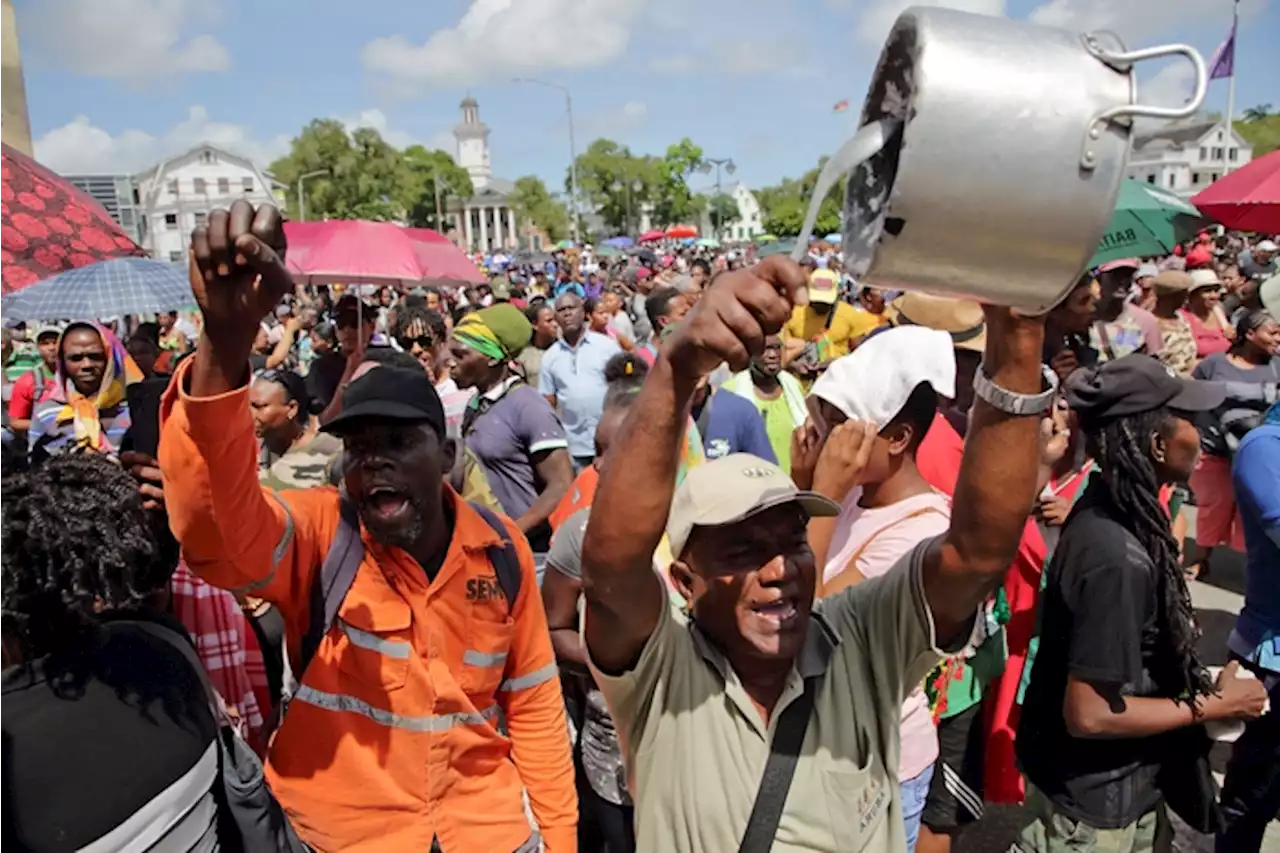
left=589, top=537, right=956, bottom=852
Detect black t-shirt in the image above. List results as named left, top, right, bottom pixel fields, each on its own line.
left=1017, top=480, right=1175, bottom=829
left=306, top=351, right=346, bottom=413
left=2, top=613, right=219, bottom=851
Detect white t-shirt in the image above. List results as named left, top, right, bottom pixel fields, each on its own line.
left=824, top=487, right=951, bottom=781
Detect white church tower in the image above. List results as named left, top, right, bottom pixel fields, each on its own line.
left=454, top=96, right=493, bottom=191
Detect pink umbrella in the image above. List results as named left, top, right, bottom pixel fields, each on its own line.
left=638, top=229, right=665, bottom=242
left=283, top=220, right=485, bottom=286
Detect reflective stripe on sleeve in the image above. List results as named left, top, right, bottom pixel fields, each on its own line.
left=499, top=662, right=559, bottom=693
left=292, top=685, right=500, bottom=732
left=234, top=492, right=294, bottom=594
left=463, top=649, right=509, bottom=667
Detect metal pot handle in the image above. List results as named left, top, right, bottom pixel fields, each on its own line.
left=1078, top=36, right=1208, bottom=170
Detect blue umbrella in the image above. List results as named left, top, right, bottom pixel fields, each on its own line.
left=604, top=236, right=634, bottom=248
left=1, top=257, right=195, bottom=322
left=824, top=233, right=842, bottom=243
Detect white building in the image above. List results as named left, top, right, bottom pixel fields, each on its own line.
left=696, top=182, right=765, bottom=242
left=135, top=143, right=282, bottom=262
left=1126, top=120, right=1254, bottom=199
left=444, top=97, right=518, bottom=252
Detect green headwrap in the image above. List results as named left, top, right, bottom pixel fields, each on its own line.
left=454, top=303, right=532, bottom=361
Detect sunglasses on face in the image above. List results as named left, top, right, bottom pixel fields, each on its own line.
left=398, top=334, right=435, bottom=351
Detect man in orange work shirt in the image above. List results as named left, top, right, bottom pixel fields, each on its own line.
left=157, top=201, right=576, bottom=853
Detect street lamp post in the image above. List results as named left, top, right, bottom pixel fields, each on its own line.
left=699, top=157, right=736, bottom=240
left=297, top=169, right=328, bottom=222
left=609, top=178, right=645, bottom=236
left=514, top=78, right=580, bottom=244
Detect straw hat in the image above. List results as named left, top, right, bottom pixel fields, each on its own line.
left=885, top=292, right=986, bottom=353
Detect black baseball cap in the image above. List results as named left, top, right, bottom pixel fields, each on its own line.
left=320, top=366, right=446, bottom=437
left=1065, top=354, right=1225, bottom=422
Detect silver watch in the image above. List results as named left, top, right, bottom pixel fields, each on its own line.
left=972, top=361, right=1058, bottom=416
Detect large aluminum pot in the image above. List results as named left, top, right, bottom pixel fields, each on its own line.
left=842, top=6, right=1207, bottom=313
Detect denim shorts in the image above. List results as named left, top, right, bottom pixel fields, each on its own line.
left=901, top=764, right=935, bottom=852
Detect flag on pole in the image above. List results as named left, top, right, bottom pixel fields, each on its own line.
left=832, top=99, right=850, bottom=113
left=1208, top=17, right=1235, bottom=80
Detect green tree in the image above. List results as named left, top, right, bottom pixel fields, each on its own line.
left=1242, top=104, right=1273, bottom=122
left=1236, top=113, right=1280, bottom=157
left=399, top=145, right=473, bottom=231
left=568, top=139, right=658, bottom=234
left=756, top=157, right=843, bottom=238
left=269, top=121, right=406, bottom=221
left=650, top=138, right=705, bottom=227
left=707, top=193, right=740, bottom=238
left=511, top=175, right=569, bottom=242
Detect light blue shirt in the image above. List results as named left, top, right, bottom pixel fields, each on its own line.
left=539, top=331, right=621, bottom=458
left=1229, top=421, right=1280, bottom=674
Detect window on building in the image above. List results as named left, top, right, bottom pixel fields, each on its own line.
left=1146, top=174, right=1156, bottom=184
left=1192, top=173, right=1201, bottom=185
left=168, top=179, right=179, bottom=196
left=1212, top=172, right=1220, bottom=182
left=200, top=150, right=215, bottom=165
left=169, top=250, right=184, bottom=262
left=1213, top=147, right=1224, bottom=160
left=1217, top=131, right=1223, bottom=141
left=1229, top=148, right=1238, bottom=162
left=242, top=177, right=254, bottom=193
left=1168, top=174, right=1176, bottom=189
left=1199, top=146, right=1208, bottom=160
left=164, top=213, right=178, bottom=230
left=194, top=211, right=207, bottom=227
left=193, top=178, right=207, bottom=195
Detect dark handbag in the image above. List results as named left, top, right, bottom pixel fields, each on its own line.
left=737, top=677, right=819, bottom=853
left=1156, top=725, right=1223, bottom=834
left=129, top=621, right=310, bottom=853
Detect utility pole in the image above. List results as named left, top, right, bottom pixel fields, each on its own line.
left=700, top=157, right=736, bottom=240
left=514, top=78, right=580, bottom=244
left=432, top=170, right=443, bottom=231
left=297, top=169, right=327, bottom=222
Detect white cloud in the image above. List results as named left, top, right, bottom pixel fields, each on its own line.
left=648, top=55, right=699, bottom=74
left=361, top=0, right=648, bottom=91
left=716, top=39, right=814, bottom=76
left=581, top=101, right=649, bottom=138
left=855, top=0, right=1007, bottom=44
left=32, top=107, right=433, bottom=176
left=24, top=0, right=230, bottom=82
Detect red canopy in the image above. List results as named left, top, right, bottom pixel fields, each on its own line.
left=1, top=144, right=146, bottom=295
left=638, top=229, right=665, bottom=242
left=1191, top=150, right=1280, bottom=232
left=283, top=220, right=485, bottom=286
left=665, top=225, right=698, bottom=239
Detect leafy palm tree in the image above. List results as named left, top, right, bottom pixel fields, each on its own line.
left=1242, top=104, right=1273, bottom=122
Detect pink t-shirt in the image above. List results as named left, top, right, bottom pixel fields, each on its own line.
left=824, top=487, right=952, bottom=781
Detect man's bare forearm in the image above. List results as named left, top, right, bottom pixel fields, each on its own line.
left=929, top=313, right=1044, bottom=636
left=581, top=354, right=695, bottom=671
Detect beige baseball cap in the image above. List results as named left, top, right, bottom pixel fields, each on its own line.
left=666, top=453, right=840, bottom=558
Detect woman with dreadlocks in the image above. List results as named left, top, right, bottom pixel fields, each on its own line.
left=1015, top=355, right=1267, bottom=853
left=1, top=452, right=224, bottom=851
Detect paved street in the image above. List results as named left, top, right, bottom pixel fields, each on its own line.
left=956, top=512, right=1280, bottom=853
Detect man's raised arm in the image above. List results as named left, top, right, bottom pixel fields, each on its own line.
left=581, top=258, right=807, bottom=673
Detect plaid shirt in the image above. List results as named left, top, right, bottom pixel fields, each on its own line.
left=169, top=561, right=271, bottom=752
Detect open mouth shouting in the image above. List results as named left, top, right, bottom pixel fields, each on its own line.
left=363, top=483, right=414, bottom=524
left=749, top=595, right=800, bottom=630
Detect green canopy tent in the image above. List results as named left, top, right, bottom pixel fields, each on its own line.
left=756, top=240, right=797, bottom=258
left=1088, top=179, right=1211, bottom=267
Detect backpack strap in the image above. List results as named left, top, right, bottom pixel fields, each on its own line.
left=736, top=675, right=819, bottom=853
left=469, top=501, right=523, bottom=615
left=298, top=492, right=365, bottom=682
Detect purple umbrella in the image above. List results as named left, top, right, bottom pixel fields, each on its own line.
left=604, top=236, right=634, bottom=248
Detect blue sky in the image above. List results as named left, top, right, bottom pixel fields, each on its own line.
left=16, top=0, right=1278, bottom=193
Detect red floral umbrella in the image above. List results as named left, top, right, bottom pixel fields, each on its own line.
left=665, top=224, right=698, bottom=239
left=1, top=144, right=146, bottom=295
left=1191, top=150, right=1280, bottom=232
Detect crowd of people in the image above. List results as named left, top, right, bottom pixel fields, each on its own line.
left=2, top=198, right=1279, bottom=853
